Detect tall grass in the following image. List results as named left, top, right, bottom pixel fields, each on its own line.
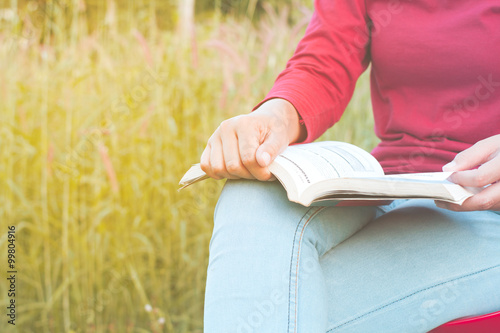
left=0, top=1, right=377, bottom=332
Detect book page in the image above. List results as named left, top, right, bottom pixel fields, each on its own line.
left=178, top=164, right=209, bottom=189
left=269, top=141, right=384, bottom=194
left=362, top=172, right=482, bottom=199
left=378, top=172, right=483, bottom=197
left=300, top=175, right=475, bottom=207
left=377, top=172, right=453, bottom=182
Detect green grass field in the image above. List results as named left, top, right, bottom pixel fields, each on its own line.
left=0, top=2, right=377, bottom=332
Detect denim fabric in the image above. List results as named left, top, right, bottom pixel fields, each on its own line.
left=204, top=179, right=500, bottom=333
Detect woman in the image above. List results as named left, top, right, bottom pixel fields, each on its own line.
left=200, top=0, right=500, bottom=332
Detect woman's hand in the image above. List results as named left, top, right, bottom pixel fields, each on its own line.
left=436, top=134, right=500, bottom=211
left=200, top=98, right=306, bottom=181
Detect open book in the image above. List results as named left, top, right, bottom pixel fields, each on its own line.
left=179, top=141, right=476, bottom=207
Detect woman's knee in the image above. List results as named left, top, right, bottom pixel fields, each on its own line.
left=212, top=179, right=377, bottom=255
left=210, top=179, right=312, bottom=255
left=213, top=179, right=303, bottom=231
left=215, top=179, right=290, bottom=218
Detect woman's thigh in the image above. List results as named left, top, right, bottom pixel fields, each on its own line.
left=322, top=199, right=500, bottom=333
left=204, top=179, right=379, bottom=333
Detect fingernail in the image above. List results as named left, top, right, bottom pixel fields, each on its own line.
left=442, top=161, right=456, bottom=172
left=261, top=152, right=271, bottom=167
left=434, top=200, right=445, bottom=209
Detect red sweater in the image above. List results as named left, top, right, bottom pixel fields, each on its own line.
left=258, top=0, right=500, bottom=174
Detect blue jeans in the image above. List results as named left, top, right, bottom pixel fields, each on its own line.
left=204, top=179, right=500, bottom=333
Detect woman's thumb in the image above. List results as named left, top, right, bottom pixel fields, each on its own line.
left=256, top=151, right=271, bottom=167
left=256, top=137, right=283, bottom=168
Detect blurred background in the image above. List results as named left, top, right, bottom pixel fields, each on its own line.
left=0, top=0, right=376, bottom=332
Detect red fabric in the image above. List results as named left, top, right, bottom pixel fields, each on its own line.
left=428, top=311, right=500, bottom=333
left=256, top=0, right=500, bottom=174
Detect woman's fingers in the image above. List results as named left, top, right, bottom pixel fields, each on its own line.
left=199, top=99, right=301, bottom=181
left=256, top=130, right=286, bottom=166
left=220, top=122, right=253, bottom=179
left=436, top=181, right=500, bottom=211
left=449, top=153, right=500, bottom=187
left=460, top=182, right=500, bottom=211
left=437, top=134, right=500, bottom=212
left=200, top=143, right=212, bottom=175
left=237, top=124, right=274, bottom=181
left=443, top=135, right=500, bottom=172
left=201, top=116, right=279, bottom=180
left=208, top=135, right=230, bottom=180
left=443, top=135, right=500, bottom=188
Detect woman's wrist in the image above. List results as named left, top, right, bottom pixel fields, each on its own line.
left=282, top=99, right=307, bottom=144
left=255, top=98, right=306, bottom=144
